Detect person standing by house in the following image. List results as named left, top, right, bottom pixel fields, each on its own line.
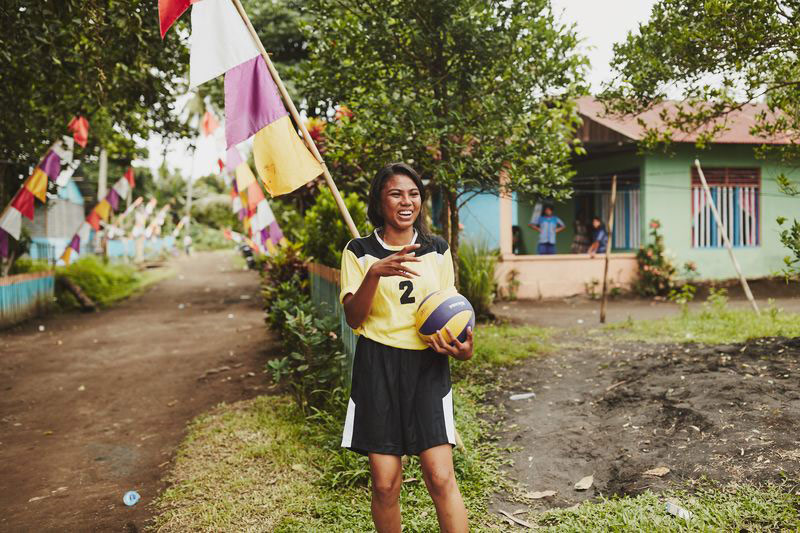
left=588, top=215, right=609, bottom=257
left=529, top=204, right=565, bottom=255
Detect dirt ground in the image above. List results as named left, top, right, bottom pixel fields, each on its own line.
left=0, top=250, right=275, bottom=532
left=490, top=332, right=800, bottom=513
left=492, top=278, right=800, bottom=328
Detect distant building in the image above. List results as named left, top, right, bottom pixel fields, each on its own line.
left=457, top=96, right=797, bottom=298
left=22, top=180, right=86, bottom=261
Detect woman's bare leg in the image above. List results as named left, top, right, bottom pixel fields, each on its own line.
left=419, top=444, right=468, bottom=532
left=368, top=453, right=403, bottom=533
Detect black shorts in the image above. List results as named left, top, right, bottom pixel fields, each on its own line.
left=341, top=336, right=456, bottom=456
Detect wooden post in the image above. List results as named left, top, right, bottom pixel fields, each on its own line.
left=694, top=159, right=760, bottom=314
left=231, top=0, right=360, bottom=239
left=600, top=175, right=617, bottom=324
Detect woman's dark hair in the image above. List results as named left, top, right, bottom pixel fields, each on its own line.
left=367, top=162, right=431, bottom=242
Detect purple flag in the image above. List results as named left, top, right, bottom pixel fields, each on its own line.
left=69, top=234, right=81, bottom=252
left=106, top=188, right=120, bottom=211
left=260, top=227, right=268, bottom=245
left=267, top=220, right=284, bottom=244
left=40, top=150, right=61, bottom=181
left=226, top=146, right=244, bottom=173
left=0, top=228, right=8, bottom=258
left=224, top=55, right=288, bottom=149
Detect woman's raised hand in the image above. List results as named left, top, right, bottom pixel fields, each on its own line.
left=367, top=244, right=421, bottom=279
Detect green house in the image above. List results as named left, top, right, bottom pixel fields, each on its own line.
left=460, top=96, right=797, bottom=298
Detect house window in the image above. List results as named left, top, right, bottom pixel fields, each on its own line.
left=691, top=167, right=760, bottom=248
left=598, top=188, right=641, bottom=250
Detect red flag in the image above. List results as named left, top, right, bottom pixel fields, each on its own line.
left=124, top=167, right=135, bottom=187
left=11, top=188, right=35, bottom=220
left=202, top=110, right=219, bottom=136
left=159, top=0, right=192, bottom=38
left=86, top=211, right=102, bottom=231
left=68, top=116, right=89, bottom=148
left=218, top=158, right=225, bottom=173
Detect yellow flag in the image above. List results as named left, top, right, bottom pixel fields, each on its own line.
left=94, top=199, right=111, bottom=220
left=61, top=247, right=72, bottom=266
left=235, top=162, right=256, bottom=193
left=25, top=168, right=48, bottom=202
left=253, top=115, right=323, bottom=196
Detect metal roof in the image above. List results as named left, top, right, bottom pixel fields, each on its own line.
left=576, top=96, right=793, bottom=145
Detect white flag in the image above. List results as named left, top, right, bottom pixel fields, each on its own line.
left=0, top=207, right=22, bottom=240
left=256, top=199, right=275, bottom=230
left=189, top=0, right=260, bottom=88
left=113, top=177, right=130, bottom=199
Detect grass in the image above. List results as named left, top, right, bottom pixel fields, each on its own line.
left=608, top=299, right=800, bottom=344
left=57, top=256, right=174, bottom=309
left=151, top=324, right=553, bottom=531
left=527, top=481, right=799, bottom=532
left=151, top=385, right=509, bottom=532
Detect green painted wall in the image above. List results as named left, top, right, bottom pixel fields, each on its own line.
left=517, top=194, right=575, bottom=254
left=642, top=144, right=798, bottom=280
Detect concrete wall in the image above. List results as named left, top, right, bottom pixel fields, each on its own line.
left=496, top=253, right=638, bottom=299
left=642, top=144, right=797, bottom=280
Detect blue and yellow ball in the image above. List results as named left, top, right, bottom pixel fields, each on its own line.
left=416, top=287, right=475, bottom=345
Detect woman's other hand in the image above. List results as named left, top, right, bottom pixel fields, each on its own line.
left=428, top=327, right=473, bottom=361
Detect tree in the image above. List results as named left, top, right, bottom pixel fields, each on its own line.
left=0, top=0, right=189, bottom=206
left=300, top=0, right=587, bottom=276
left=600, top=0, right=800, bottom=280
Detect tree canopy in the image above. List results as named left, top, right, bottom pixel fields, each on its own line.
left=0, top=1, right=188, bottom=171
left=300, top=0, right=587, bottom=258
left=600, top=0, right=799, bottom=158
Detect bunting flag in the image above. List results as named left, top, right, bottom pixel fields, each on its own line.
left=40, top=151, right=61, bottom=181
left=189, top=0, right=259, bottom=88
left=25, top=168, right=48, bottom=202
left=224, top=54, right=323, bottom=196
left=202, top=110, right=220, bottom=136
left=252, top=118, right=323, bottom=196
left=67, top=116, right=89, bottom=148
left=61, top=247, right=73, bottom=266
left=226, top=146, right=243, bottom=172
left=246, top=181, right=265, bottom=211
left=234, top=160, right=257, bottom=192
left=0, top=208, right=22, bottom=240
left=86, top=210, right=102, bottom=231
left=113, top=177, right=130, bottom=199
left=11, top=188, right=35, bottom=220
left=159, top=0, right=193, bottom=38
left=106, top=189, right=120, bottom=211
left=77, top=222, right=92, bottom=248
left=124, top=167, right=136, bottom=187
left=224, top=55, right=286, bottom=148
left=94, top=199, right=112, bottom=221
left=69, top=234, right=81, bottom=252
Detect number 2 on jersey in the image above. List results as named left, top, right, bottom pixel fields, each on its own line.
left=398, top=280, right=415, bottom=304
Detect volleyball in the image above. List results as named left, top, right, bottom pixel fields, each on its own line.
left=416, top=287, right=475, bottom=345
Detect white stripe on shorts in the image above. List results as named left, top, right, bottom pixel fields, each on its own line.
left=341, top=398, right=356, bottom=448
left=442, top=389, right=456, bottom=445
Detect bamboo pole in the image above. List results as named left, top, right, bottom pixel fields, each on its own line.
left=600, top=175, right=617, bottom=324
left=694, top=159, right=760, bottom=314
left=230, top=0, right=360, bottom=239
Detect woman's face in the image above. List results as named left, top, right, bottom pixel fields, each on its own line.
left=381, top=174, right=421, bottom=231
left=592, top=218, right=601, bottom=228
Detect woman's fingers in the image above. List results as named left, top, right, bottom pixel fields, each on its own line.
left=445, top=327, right=463, bottom=350
left=436, top=330, right=457, bottom=355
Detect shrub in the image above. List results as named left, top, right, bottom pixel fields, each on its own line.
left=260, top=241, right=346, bottom=412
left=299, top=187, right=370, bottom=268
left=457, top=239, right=497, bottom=320
left=190, top=224, right=233, bottom=251
left=634, top=220, right=698, bottom=297
left=57, top=256, right=141, bottom=308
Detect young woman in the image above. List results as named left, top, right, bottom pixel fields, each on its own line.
left=340, top=162, right=473, bottom=533
left=587, top=215, right=609, bottom=257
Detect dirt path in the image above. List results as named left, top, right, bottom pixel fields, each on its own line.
left=0, top=250, right=275, bottom=532
left=490, top=334, right=800, bottom=514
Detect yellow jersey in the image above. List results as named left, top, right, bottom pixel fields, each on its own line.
left=340, top=230, right=455, bottom=350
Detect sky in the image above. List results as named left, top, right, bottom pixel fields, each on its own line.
left=140, top=0, right=659, bottom=180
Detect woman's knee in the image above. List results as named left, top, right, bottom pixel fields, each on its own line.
left=423, top=465, right=456, bottom=496
left=372, top=475, right=402, bottom=502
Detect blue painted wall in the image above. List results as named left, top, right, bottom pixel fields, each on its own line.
left=458, top=192, right=518, bottom=249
